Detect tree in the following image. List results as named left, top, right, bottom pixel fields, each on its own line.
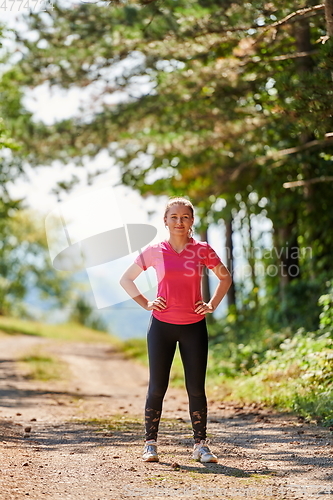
left=4, top=0, right=333, bottom=328
left=69, top=295, right=107, bottom=331
left=0, top=206, right=73, bottom=317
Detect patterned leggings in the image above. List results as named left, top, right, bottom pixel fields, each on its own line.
left=145, top=316, right=208, bottom=443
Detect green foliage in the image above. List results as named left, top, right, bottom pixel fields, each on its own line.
left=69, top=296, right=108, bottom=332
left=230, top=330, right=333, bottom=423
left=252, top=331, right=333, bottom=386
left=293, top=389, right=333, bottom=425
left=318, top=282, right=333, bottom=332
left=207, top=290, right=333, bottom=423
left=0, top=34, right=34, bottom=178
left=208, top=308, right=289, bottom=377
left=0, top=206, right=72, bottom=317
left=262, top=280, right=323, bottom=332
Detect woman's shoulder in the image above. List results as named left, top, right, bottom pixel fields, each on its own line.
left=190, top=239, right=219, bottom=258
left=190, top=238, right=210, bottom=248
left=141, top=240, right=168, bottom=252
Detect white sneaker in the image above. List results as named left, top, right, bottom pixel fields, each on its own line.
left=193, top=440, right=218, bottom=463
left=142, top=440, right=159, bottom=462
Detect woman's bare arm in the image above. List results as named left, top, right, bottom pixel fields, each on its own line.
left=195, top=262, right=232, bottom=315
left=120, top=263, right=166, bottom=311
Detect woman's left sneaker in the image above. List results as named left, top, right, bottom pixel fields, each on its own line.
left=193, top=440, right=218, bottom=463
left=142, top=440, right=159, bottom=462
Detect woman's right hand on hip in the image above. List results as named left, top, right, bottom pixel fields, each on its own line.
left=146, top=296, right=167, bottom=311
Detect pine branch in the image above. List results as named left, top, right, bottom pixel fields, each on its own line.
left=255, top=4, right=325, bottom=43
left=190, top=4, right=324, bottom=41
left=283, top=176, right=333, bottom=188
left=230, top=136, right=333, bottom=181
left=272, top=138, right=333, bottom=157
left=236, top=50, right=319, bottom=66
left=261, top=50, right=319, bottom=62
left=265, top=4, right=324, bottom=30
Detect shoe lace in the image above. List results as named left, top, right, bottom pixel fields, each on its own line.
left=145, top=444, right=157, bottom=454
left=199, top=445, right=212, bottom=455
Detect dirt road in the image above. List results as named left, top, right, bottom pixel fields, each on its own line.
left=0, top=334, right=333, bottom=499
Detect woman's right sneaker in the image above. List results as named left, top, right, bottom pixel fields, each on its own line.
left=193, top=440, right=218, bottom=463
left=142, top=440, right=159, bottom=462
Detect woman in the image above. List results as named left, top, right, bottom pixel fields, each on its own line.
left=120, top=197, right=232, bottom=463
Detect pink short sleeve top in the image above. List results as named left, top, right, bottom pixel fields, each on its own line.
left=134, top=238, right=222, bottom=325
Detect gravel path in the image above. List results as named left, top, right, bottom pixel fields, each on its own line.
left=0, top=334, right=332, bottom=499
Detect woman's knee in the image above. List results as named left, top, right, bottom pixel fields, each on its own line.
left=186, top=385, right=206, bottom=401
left=147, top=384, right=168, bottom=402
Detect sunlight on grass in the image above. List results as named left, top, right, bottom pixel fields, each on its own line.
left=19, top=348, right=69, bottom=381
left=76, top=415, right=143, bottom=432
left=0, top=315, right=121, bottom=346
left=75, top=414, right=192, bottom=436
left=120, top=337, right=147, bottom=364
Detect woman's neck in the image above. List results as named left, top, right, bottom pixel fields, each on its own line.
left=167, top=235, right=191, bottom=253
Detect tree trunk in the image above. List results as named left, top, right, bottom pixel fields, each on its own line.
left=294, top=17, right=314, bottom=73
left=277, top=223, right=301, bottom=293
left=325, top=0, right=333, bottom=37
left=275, top=17, right=314, bottom=298
left=294, top=15, right=316, bottom=279
left=200, top=228, right=215, bottom=324
left=225, top=216, right=236, bottom=308
left=247, top=212, right=259, bottom=306
left=200, top=228, right=211, bottom=303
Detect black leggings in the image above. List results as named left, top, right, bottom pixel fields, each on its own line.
left=145, top=316, right=208, bottom=443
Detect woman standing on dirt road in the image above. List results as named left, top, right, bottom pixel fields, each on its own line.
left=120, top=197, right=232, bottom=463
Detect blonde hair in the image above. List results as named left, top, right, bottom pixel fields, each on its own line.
left=163, top=197, right=194, bottom=219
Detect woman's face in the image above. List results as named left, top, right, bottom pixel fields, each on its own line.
left=164, top=204, right=194, bottom=237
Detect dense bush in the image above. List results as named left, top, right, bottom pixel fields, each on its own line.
left=207, top=288, right=333, bottom=424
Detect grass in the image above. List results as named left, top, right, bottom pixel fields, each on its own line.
left=120, top=337, right=148, bottom=364
left=19, top=348, right=69, bottom=381
left=208, top=330, right=333, bottom=424
left=0, top=315, right=121, bottom=346
left=77, top=415, right=192, bottom=434
left=78, top=415, right=143, bottom=433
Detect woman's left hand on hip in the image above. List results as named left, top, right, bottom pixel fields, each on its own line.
left=194, top=301, right=214, bottom=314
